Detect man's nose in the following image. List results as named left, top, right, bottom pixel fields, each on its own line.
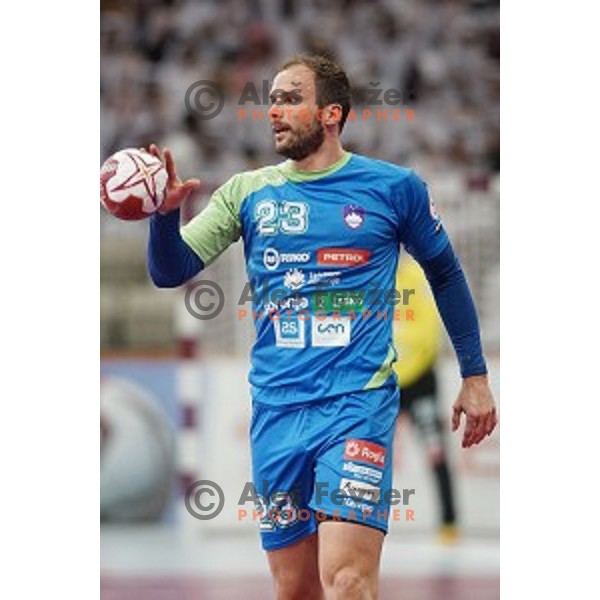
left=268, top=103, right=283, bottom=121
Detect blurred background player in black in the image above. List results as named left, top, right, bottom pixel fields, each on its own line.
left=394, top=255, right=459, bottom=544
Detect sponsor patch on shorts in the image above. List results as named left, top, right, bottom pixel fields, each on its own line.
left=338, top=478, right=381, bottom=503
left=342, top=461, right=383, bottom=484
left=343, top=439, right=387, bottom=467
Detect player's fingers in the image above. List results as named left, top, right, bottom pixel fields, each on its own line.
left=462, top=414, right=476, bottom=448
left=465, top=423, right=475, bottom=447
left=181, top=179, right=201, bottom=196
left=176, top=180, right=201, bottom=204
left=164, top=178, right=200, bottom=207
left=485, top=409, right=497, bottom=437
left=167, top=186, right=186, bottom=204
left=464, top=421, right=475, bottom=447
left=476, top=409, right=496, bottom=445
left=471, top=416, right=488, bottom=446
left=163, top=148, right=177, bottom=184
left=159, top=188, right=186, bottom=213
left=451, top=405, right=462, bottom=432
left=149, top=144, right=162, bottom=161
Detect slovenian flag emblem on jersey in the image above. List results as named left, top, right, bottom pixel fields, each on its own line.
left=343, top=204, right=365, bottom=229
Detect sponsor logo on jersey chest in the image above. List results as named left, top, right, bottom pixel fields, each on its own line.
left=317, top=248, right=371, bottom=266
left=263, top=247, right=311, bottom=271
left=311, top=316, right=351, bottom=347
left=274, top=313, right=305, bottom=348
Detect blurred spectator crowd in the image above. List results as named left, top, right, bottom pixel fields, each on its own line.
left=100, top=0, right=499, bottom=353
left=101, top=0, right=499, bottom=185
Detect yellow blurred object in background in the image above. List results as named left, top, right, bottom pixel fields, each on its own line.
left=393, top=256, right=443, bottom=388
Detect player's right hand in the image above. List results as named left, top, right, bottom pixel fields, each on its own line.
left=146, top=144, right=201, bottom=214
left=452, top=374, right=497, bottom=448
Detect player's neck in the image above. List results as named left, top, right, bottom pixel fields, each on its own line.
left=290, top=141, right=345, bottom=172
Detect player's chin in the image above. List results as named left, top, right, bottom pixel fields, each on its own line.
left=274, top=140, right=292, bottom=156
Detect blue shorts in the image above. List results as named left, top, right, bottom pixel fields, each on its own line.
left=249, top=385, right=400, bottom=551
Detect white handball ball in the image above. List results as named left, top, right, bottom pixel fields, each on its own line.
left=100, top=148, right=168, bottom=220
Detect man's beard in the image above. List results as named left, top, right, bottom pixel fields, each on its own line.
left=275, top=120, right=325, bottom=161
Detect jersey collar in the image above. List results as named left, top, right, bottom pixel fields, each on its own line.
left=279, top=151, right=352, bottom=182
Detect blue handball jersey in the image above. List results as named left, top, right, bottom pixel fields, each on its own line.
left=181, top=152, right=449, bottom=405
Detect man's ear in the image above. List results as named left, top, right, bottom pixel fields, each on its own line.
left=324, top=104, right=342, bottom=128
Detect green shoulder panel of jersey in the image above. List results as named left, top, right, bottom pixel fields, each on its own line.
left=180, top=164, right=287, bottom=266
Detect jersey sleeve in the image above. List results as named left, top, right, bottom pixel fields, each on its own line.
left=398, top=171, right=449, bottom=262
left=180, top=175, right=243, bottom=266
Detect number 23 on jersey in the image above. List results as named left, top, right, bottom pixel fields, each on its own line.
left=255, top=200, right=309, bottom=235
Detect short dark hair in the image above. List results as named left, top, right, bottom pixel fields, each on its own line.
left=278, top=54, right=352, bottom=133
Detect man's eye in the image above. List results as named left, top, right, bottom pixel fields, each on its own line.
left=271, top=94, right=291, bottom=105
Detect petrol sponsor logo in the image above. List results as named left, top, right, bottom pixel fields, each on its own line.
left=342, top=461, right=383, bottom=484
left=263, top=247, right=311, bottom=271
left=344, top=439, right=387, bottom=467
left=339, top=478, right=381, bottom=504
left=311, top=316, right=351, bottom=347
left=317, top=248, right=371, bottom=266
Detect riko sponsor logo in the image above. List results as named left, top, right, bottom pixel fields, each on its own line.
left=311, top=316, right=351, bottom=347
left=263, top=247, right=311, bottom=271
left=344, top=439, right=387, bottom=468
left=317, top=248, right=371, bottom=266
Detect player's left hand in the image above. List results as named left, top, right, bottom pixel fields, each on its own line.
left=146, top=144, right=201, bottom=214
left=452, top=374, right=497, bottom=448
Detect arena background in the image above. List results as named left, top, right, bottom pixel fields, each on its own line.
left=100, top=0, right=500, bottom=598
